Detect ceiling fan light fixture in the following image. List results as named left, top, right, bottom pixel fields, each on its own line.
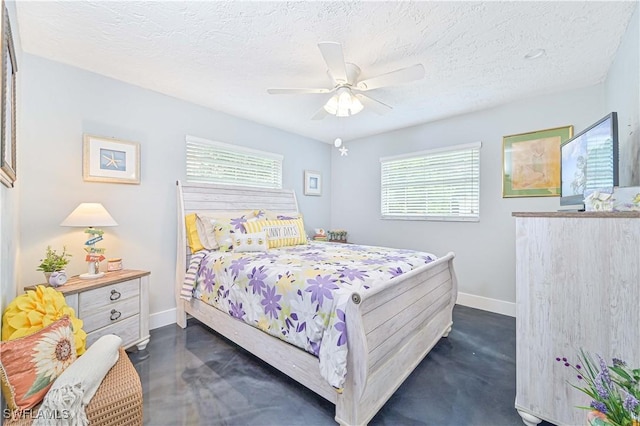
left=323, top=88, right=363, bottom=117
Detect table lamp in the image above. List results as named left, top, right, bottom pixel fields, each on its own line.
left=60, top=203, right=118, bottom=279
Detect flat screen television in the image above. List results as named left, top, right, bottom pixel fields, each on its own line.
left=560, top=112, right=619, bottom=208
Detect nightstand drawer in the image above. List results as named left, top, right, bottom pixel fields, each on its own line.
left=81, top=295, right=140, bottom=332
left=85, top=314, right=140, bottom=348
left=78, top=279, right=139, bottom=314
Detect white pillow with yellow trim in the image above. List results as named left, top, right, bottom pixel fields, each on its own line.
left=233, top=232, right=269, bottom=252
left=243, top=218, right=307, bottom=248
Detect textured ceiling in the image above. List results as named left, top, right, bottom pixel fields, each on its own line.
left=16, top=1, right=638, bottom=143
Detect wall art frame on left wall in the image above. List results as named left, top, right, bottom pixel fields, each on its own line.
left=0, top=3, right=17, bottom=188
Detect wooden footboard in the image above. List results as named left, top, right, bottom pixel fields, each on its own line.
left=337, top=253, right=457, bottom=425
left=175, top=181, right=458, bottom=425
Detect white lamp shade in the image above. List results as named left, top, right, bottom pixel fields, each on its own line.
left=60, top=203, right=118, bottom=227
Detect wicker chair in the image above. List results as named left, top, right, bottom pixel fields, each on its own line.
left=6, top=348, right=143, bottom=426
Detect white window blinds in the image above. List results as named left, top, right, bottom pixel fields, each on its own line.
left=186, top=136, right=283, bottom=189
left=380, top=142, right=481, bottom=221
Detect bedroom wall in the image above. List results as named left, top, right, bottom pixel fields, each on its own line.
left=605, top=3, right=639, bottom=186
left=330, top=7, right=638, bottom=316
left=16, top=54, right=331, bottom=328
left=0, top=1, right=22, bottom=320
left=330, top=85, right=606, bottom=315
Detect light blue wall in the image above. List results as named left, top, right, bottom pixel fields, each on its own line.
left=605, top=3, right=639, bottom=186
left=0, top=0, right=22, bottom=318
left=17, top=54, right=331, bottom=322
left=330, top=85, right=605, bottom=310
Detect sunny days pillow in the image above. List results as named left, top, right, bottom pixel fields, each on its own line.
left=243, top=217, right=307, bottom=248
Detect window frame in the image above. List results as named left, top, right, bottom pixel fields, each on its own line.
left=185, top=135, right=283, bottom=189
left=380, top=141, right=481, bottom=222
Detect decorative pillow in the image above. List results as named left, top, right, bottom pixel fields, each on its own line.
left=243, top=218, right=308, bottom=248
left=195, top=213, right=219, bottom=250
left=185, top=213, right=205, bottom=253
left=233, top=232, right=269, bottom=252
left=212, top=211, right=258, bottom=252
left=262, top=210, right=302, bottom=221
left=2, top=285, right=87, bottom=356
left=0, top=316, right=77, bottom=411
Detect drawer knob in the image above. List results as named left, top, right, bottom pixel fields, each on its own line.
left=110, top=289, right=121, bottom=301
left=110, top=309, right=122, bottom=321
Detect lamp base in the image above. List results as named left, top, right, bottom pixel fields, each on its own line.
left=79, top=272, right=105, bottom=280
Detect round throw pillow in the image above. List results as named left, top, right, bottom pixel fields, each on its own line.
left=2, top=285, right=87, bottom=355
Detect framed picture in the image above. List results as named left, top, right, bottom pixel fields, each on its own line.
left=0, top=4, right=17, bottom=188
left=502, top=125, right=573, bottom=198
left=83, top=134, right=140, bottom=184
left=304, top=170, right=321, bottom=196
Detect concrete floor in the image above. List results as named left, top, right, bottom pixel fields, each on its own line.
left=128, top=305, right=553, bottom=426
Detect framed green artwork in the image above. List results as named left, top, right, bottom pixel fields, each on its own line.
left=502, top=125, right=573, bottom=198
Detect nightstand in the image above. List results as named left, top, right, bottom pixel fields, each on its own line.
left=25, top=269, right=150, bottom=351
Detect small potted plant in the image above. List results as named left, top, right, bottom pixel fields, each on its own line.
left=37, top=246, right=72, bottom=282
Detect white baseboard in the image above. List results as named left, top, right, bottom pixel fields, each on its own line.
left=150, top=308, right=177, bottom=330
left=456, top=292, right=515, bottom=317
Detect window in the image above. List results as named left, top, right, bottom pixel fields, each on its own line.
left=186, top=136, right=283, bottom=189
left=380, top=142, right=481, bottom=221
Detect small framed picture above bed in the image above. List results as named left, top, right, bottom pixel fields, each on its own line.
left=304, top=170, right=321, bottom=196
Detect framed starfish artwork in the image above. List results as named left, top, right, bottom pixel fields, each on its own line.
left=83, top=134, right=140, bottom=184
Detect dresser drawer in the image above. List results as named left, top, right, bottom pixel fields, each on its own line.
left=81, top=295, right=139, bottom=333
left=85, top=314, right=140, bottom=348
left=78, top=279, right=139, bottom=314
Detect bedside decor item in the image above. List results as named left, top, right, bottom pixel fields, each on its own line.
left=502, top=125, right=573, bottom=197
left=0, top=4, right=17, bottom=189
left=48, top=270, right=68, bottom=287
left=1, top=285, right=86, bottom=355
left=60, top=203, right=118, bottom=279
left=0, top=316, right=77, bottom=411
left=313, top=228, right=327, bottom=241
left=37, top=246, right=72, bottom=283
left=558, top=351, right=639, bottom=426
left=107, top=258, right=123, bottom=271
left=304, top=170, right=322, bottom=196
left=328, top=229, right=348, bottom=242
left=83, top=134, right=140, bottom=184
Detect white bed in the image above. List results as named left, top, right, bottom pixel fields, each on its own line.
left=175, top=180, right=458, bottom=425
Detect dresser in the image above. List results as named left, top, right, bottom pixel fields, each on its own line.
left=26, top=269, right=150, bottom=351
left=512, top=212, right=639, bottom=426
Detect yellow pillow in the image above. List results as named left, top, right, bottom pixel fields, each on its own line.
left=185, top=213, right=205, bottom=253
left=0, top=316, right=77, bottom=411
left=2, top=285, right=87, bottom=356
left=243, top=218, right=307, bottom=248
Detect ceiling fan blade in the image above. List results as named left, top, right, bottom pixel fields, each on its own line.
left=267, top=88, right=332, bottom=95
left=356, top=64, right=425, bottom=91
left=311, top=106, right=329, bottom=120
left=318, top=42, right=349, bottom=84
left=355, top=94, right=393, bottom=115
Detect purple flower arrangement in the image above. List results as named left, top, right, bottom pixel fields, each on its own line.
left=558, top=350, right=639, bottom=426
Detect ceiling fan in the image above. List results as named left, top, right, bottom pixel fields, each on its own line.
left=267, top=42, right=425, bottom=120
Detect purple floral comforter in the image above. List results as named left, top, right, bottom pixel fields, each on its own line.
left=192, top=241, right=436, bottom=388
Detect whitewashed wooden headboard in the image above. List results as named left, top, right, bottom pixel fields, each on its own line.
left=175, top=180, right=300, bottom=297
